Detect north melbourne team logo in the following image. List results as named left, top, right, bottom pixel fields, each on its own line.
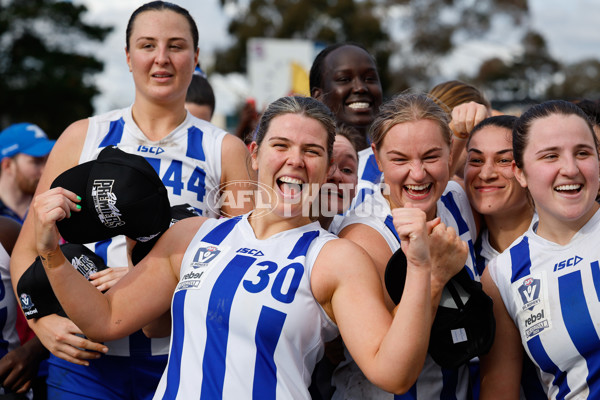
left=191, top=245, right=221, bottom=269
left=71, top=255, right=99, bottom=279
left=92, top=179, right=125, bottom=228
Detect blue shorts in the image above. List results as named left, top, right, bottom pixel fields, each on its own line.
left=46, top=353, right=168, bottom=400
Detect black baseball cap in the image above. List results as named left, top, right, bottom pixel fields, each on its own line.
left=131, top=203, right=201, bottom=265
left=385, top=248, right=495, bottom=369
left=18, top=243, right=108, bottom=319
left=51, top=146, right=171, bottom=245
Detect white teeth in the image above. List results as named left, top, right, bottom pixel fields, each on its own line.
left=279, top=176, right=303, bottom=184
left=348, top=102, right=370, bottom=109
left=555, top=184, right=581, bottom=191
left=405, top=184, right=430, bottom=191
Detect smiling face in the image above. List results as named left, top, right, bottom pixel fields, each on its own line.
left=251, top=113, right=331, bottom=220
left=374, top=119, right=452, bottom=220
left=126, top=9, right=198, bottom=105
left=315, top=46, right=383, bottom=134
left=515, top=113, right=600, bottom=227
left=465, top=125, right=530, bottom=217
left=322, top=135, right=359, bottom=215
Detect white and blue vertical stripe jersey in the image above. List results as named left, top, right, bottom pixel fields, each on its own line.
left=488, top=208, right=600, bottom=400
left=332, top=180, right=478, bottom=400
left=78, top=106, right=226, bottom=356
left=0, top=244, right=24, bottom=396
left=351, top=147, right=383, bottom=210
left=153, top=214, right=339, bottom=400
left=474, top=217, right=546, bottom=400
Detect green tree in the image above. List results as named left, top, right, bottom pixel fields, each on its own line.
left=216, top=0, right=531, bottom=98
left=473, top=30, right=560, bottom=102
left=215, top=0, right=393, bottom=93
left=545, top=59, right=600, bottom=101
left=0, top=0, right=112, bottom=139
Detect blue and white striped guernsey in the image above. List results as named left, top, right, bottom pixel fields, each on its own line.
left=332, top=180, right=478, bottom=400
left=153, top=213, right=338, bottom=399
left=489, top=207, right=600, bottom=400
left=79, top=106, right=226, bottom=357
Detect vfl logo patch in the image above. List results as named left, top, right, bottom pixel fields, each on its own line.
left=518, top=277, right=541, bottom=311
left=92, top=179, right=125, bottom=228
left=514, top=273, right=551, bottom=340
left=20, top=293, right=39, bottom=317
left=20, top=293, right=34, bottom=309
left=191, top=246, right=221, bottom=269
left=71, top=255, right=99, bottom=279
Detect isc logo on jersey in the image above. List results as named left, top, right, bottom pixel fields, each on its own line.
left=137, top=145, right=165, bottom=155
left=191, top=245, right=221, bottom=269
left=515, top=274, right=551, bottom=340
left=553, top=255, right=582, bottom=272
left=236, top=248, right=264, bottom=256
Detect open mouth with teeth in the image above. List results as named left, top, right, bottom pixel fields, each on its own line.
left=555, top=184, right=583, bottom=194
left=404, top=183, right=433, bottom=199
left=347, top=102, right=371, bottom=111
left=277, top=176, right=304, bottom=197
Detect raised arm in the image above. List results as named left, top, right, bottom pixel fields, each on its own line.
left=313, top=206, right=435, bottom=393
left=7, top=119, right=111, bottom=364
left=31, top=187, right=200, bottom=341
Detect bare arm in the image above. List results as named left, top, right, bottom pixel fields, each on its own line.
left=8, top=119, right=110, bottom=364
left=339, top=214, right=468, bottom=317
left=219, top=133, right=257, bottom=216
left=31, top=187, right=203, bottom=341
left=479, top=268, right=522, bottom=400
left=314, top=206, right=434, bottom=394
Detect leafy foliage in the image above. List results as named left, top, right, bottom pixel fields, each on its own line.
left=0, top=0, right=112, bottom=138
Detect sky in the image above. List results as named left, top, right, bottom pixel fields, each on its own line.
left=74, top=0, right=600, bottom=119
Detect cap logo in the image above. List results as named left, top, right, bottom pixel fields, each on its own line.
left=1, top=143, right=19, bottom=156
left=92, top=179, right=125, bottom=228
left=28, top=124, right=48, bottom=139
left=71, top=254, right=99, bottom=278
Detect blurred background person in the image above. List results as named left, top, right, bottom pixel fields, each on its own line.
left=0, top=123, right=55, bottom=224
left=0, top=215, right=49, bottom=399
left=185, top=65, right=216, bottom=122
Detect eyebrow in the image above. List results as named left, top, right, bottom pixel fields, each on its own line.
left=386, top=147, right=443, bottom=157
left=268, top=136, right=327, bottom=152
left=468, top=148, right=513, bottom=155
left=135, top=36, right=188, bottom=42
left=535, top=143, right=595, bottom=155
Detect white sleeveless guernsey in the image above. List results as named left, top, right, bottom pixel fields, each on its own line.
left=153, top=214, right=339, bottom=399
left=79, top=106, right=225, bottom=356
left=489, top=208, right=600, bottom=399
left=332, top=181, right=478, bottom=400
